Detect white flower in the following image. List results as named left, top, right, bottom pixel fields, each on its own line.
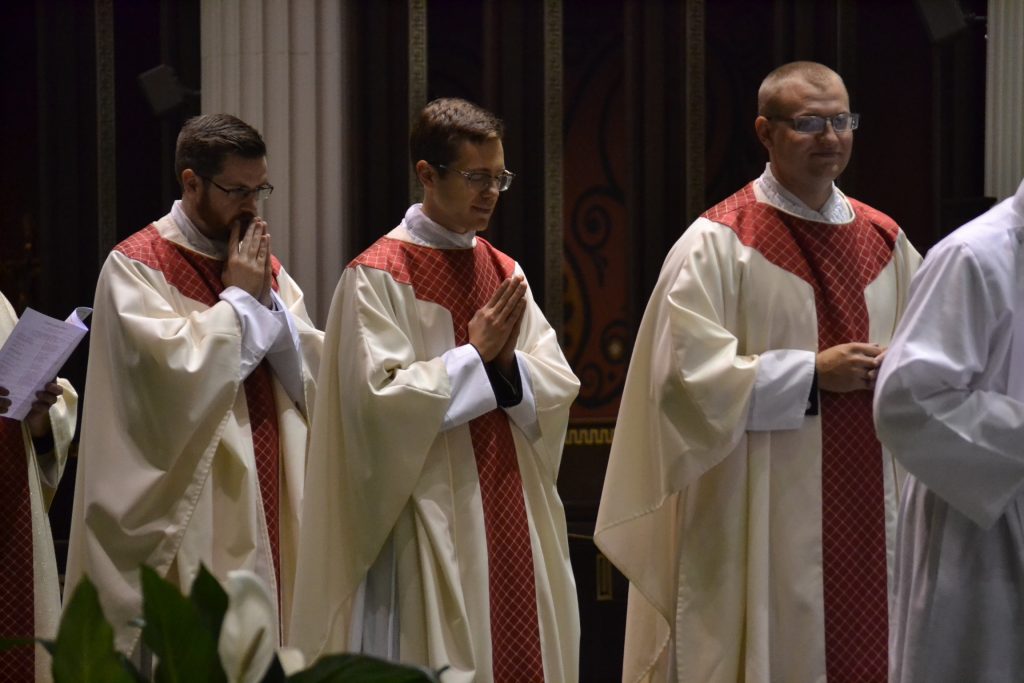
left=276, top=647, right=306, bottom=675
left=218, top=570, right=277, bottom=683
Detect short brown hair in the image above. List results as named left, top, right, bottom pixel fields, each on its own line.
left=174, top=114, right=267, bottom=186
left=410, top=98, right=504, bottom=173
left=757, top=61, right=845, bottom=117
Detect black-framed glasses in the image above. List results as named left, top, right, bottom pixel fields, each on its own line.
left=198, top=174, right=274, bottom=201
left=768, top=112, right=860, bottom=134
left=437, top=164, right=516, bottom=192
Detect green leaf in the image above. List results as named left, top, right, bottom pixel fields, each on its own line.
left=0, top=637, right=36, bottom=653
left=40, top=638, right=57, bottom=657
left=287, top=654, right=442, bottom=683
left=120, top=653, right=151, bottom=683
left=140, top=565, right=227, bottom=683
left=51, top=579, right=137, bottom=683
left=189, top=565, right=229, bottom=643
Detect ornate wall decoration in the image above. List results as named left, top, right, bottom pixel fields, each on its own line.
left=563, top=5, right=630, bottom=420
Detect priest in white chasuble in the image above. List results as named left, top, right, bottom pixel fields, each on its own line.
left=595, top=62, right=921, bottom=683
left=290, top=98, right=580, bottom=683
left=0, top=291, right=77, bottom=682
left=876, top=178, right=1024, bottom=683
left=64, top=114, right=323, bottom=657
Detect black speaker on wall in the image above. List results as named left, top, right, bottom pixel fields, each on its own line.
left=915, top=0, right=967, bottom=43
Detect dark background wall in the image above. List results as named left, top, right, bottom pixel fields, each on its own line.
left=0, top=1, right=990, bottom=680
left=0, top=0, right=202, bottom=593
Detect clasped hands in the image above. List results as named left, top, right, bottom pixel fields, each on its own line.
left=816, top=342, right=886, bottom=393
left=468, top=275, right=528, bottom=378
left=222, top=217, right=273, bottom=307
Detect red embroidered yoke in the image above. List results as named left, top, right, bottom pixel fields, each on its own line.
left=705, top=183, right=898, bottom=682
left=0, top=418, right=33, bottom=681
left=352, top=236, right=545, bottom=683
left=115, top=225, right=285, bottom=597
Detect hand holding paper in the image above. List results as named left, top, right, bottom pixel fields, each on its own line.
left=24, top=381, right=64, bottom=438
left=0, top=306, right=91, bottom=421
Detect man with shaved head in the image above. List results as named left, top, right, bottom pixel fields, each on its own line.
left=596, top=61, right=921, bottom=682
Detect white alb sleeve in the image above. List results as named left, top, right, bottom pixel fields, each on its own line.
left=263, top=289, right=307, bottom=411
left=746, top=348, right=816, bottom=431
left=219, top=287, right=306, bottom=409
left=441, top=343, right=498, bottom=431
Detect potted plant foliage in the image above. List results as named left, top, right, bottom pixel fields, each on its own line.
left=1, top=565, right=442, bottom=683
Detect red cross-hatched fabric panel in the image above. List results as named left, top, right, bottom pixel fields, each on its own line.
left=0, top=417, right=34, bottom=680
left=115, top=227, right=283, bottom=610
left=353, top=237, right=545, bottom=682
left=708, top=187, right=898, bottom=682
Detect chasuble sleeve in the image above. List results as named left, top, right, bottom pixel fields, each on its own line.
left=69, top=251, right=248, bottom=609
left=504, top=269, right=579, bottom=479
left=93, top=250, right=245, bottom=468
left=333, top=263, right=451, bottom=529
left=654, top=222, right=762, bottom=473
left=596, top=222, right=762, bottom=621
left=876, top=237, right=1024, bottom=529
left=291, top=264, right=454, bottom=658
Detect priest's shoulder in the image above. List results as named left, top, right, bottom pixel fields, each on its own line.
left=701, top=183, right=758, bottom=225
left=345, top=236, right=420, bottom=287
left=474, top=235, right=516, bottom=277
left=110, top=224, right=169, bottom=271
left=113, top=224, right=161, bottom=256
left=848, top=197, right=900, bottom=241
left=698, top=183, right=791, bottom=249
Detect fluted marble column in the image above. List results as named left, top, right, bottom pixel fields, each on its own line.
left=201, top=0, right=347, bottom=325
left=985, top=0, right=1024, bottom=201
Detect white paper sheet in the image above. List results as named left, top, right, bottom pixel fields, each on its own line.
left=0, top=306, right=91, bottom=420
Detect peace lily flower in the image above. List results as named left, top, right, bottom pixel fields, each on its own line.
left=276, top=646, right=307, bottom=675
left=28, top=565, right=437, bottom=682
left=217, top=570, right=304, bottom=682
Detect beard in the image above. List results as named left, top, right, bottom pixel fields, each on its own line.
left=194, top=192, right=254, bottom=242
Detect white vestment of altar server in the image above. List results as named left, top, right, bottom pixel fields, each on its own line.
left=64, top=207, right=322, bottom=655
left=289, top=208, right=580, bottom=683
left=595, top=172, right=921, bottom=683
left=875, top=178, right=1024, bottom=683
left=0, top=292, right=77, bottom=683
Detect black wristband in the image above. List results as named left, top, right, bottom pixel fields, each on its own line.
left=486, top=360, right=524, bottom=408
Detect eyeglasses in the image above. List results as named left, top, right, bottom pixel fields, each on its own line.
left=437, top=164, right=516, bottom=192
left=768, top=113, right=860, bottom=134
left=198, top=174, right=274, bottom=201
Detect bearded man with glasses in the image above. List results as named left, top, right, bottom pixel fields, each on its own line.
left=596, top=61, right=921, bottom=682
left=291, top=97, right=580, bottom=683
left=65, top=114, right=323, bottom=660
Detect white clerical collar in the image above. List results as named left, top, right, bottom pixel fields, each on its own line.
left=170, top=199, right=228, bottom=259
left=754, top=163, right=854, bottom=224
left=402, top=204, right=477, bottom=249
